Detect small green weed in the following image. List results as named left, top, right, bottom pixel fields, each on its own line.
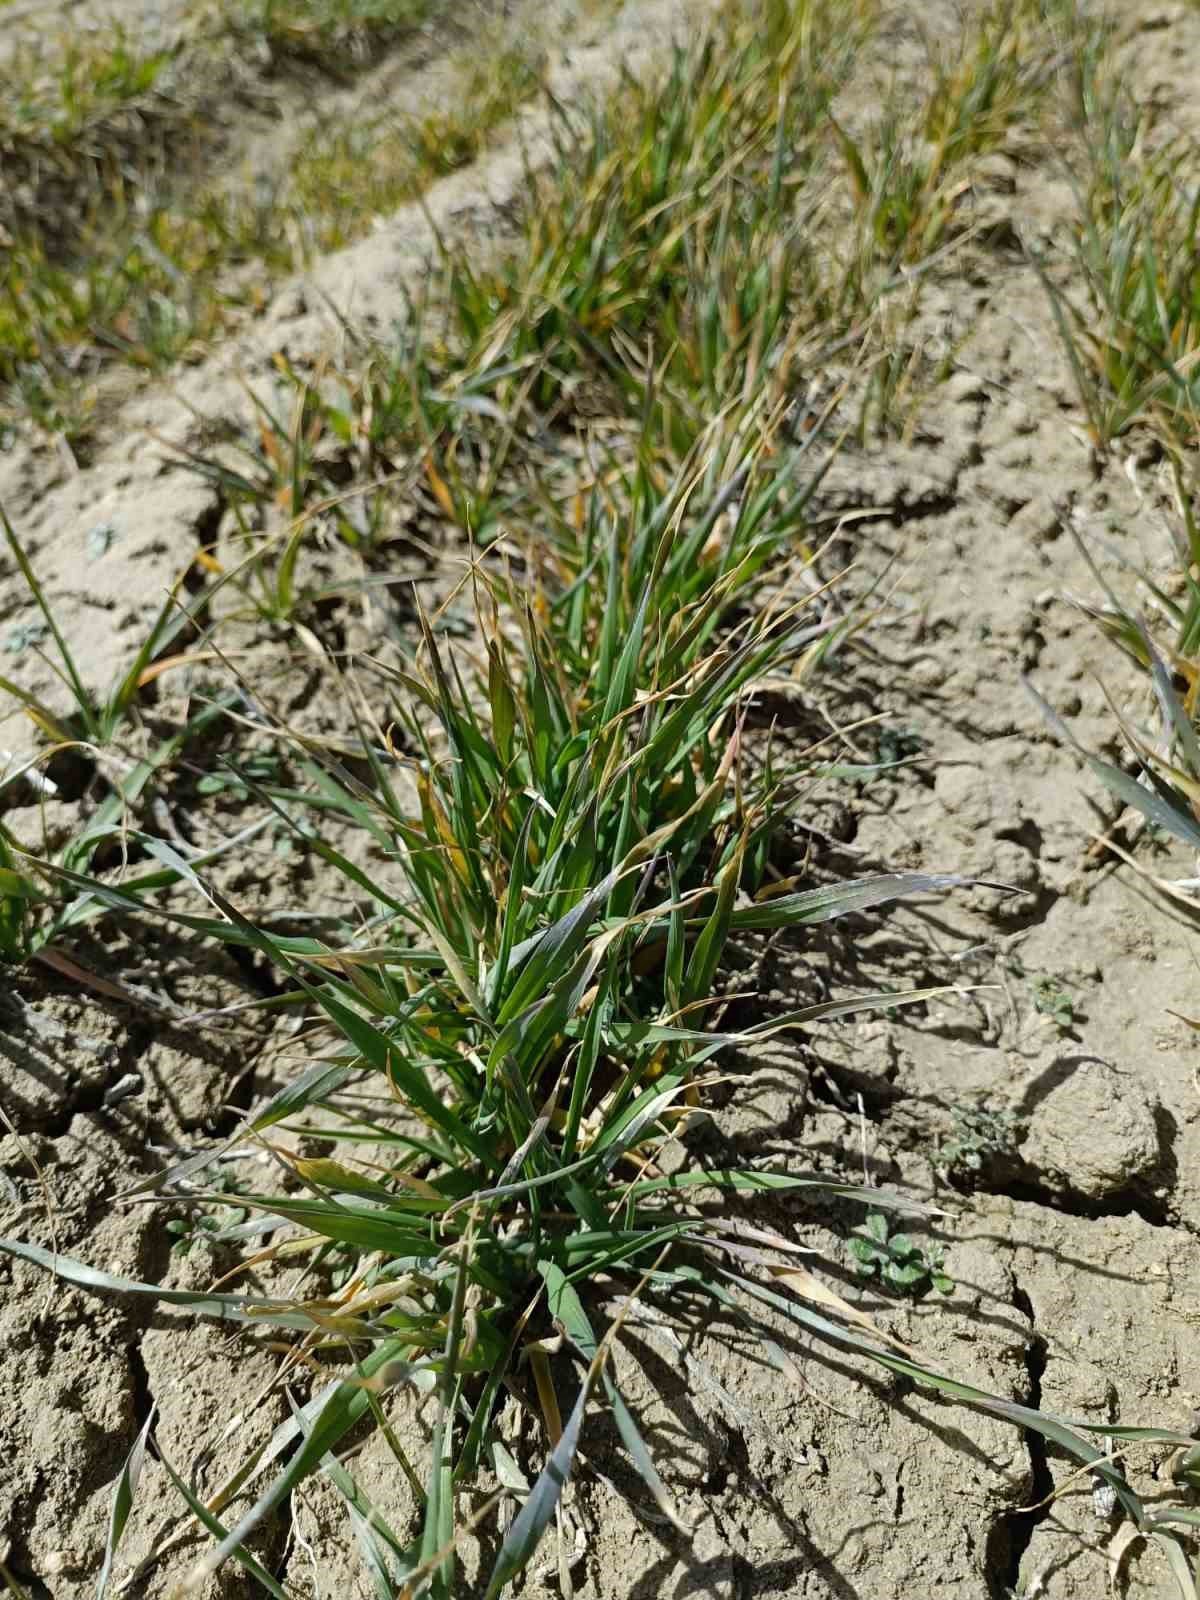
left=849, top=1211, right=954, bottom=1295
left=874, top=724, right=925, bottom=766
left=1031, top=974, right=1076, bottom=1031
left=937, top=1106, right=1020, bottom=1179
left=4, top=620, right=50, bottom=656
left=165, top=1169, right=250, bottom=1255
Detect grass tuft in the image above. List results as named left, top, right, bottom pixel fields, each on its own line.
left=6, top=2, right=1200, bottom=1595
left=213, top=0, right=435, bottom=72
left=1037, top=4, right=1200, bottom=451
left=0, top=1, right=541, bottom=443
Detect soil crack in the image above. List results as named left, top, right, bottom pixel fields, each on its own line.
left=987, top=1281, right=1052, bottom=1598
left=129, top=1334, right=158, bottom=1449
left=963, top=1172, right=1173, bottom=1229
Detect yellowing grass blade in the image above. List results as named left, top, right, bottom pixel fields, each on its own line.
left=767, top=1263, right=915, bottom=1355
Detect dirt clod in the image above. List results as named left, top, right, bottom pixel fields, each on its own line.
left=1020, top=1058, right=1163, bottom=1203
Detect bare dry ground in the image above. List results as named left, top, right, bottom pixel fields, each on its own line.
left=2, top=1, right=1200, bottom=1597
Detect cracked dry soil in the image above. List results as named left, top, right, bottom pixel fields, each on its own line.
left=2, top=0, right=1200, bottom=1595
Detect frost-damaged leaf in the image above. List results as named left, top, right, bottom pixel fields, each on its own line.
left=766, top=1264, right=913, bottom=1354
left=419, top=1225, right=473, bottom=1594
left=179, top=860, right=496, bottom=1169
left=291, top=1393, right=416, bottom=1596
left=346, top=1494, right=410, bottom=1600
left=608, top=985, right=970, bottom=1055
left=684, top=833, right=745, bottom=1004
left=1079, top=740, right=1200, bottom=849
left=118, top=1141, right=234, bottom=1201
left=723, top=1266, right=1153, bottom=1526
left=1110, top=1522, right=1200, bottom=1600
left=1148, top=1529, right=1200, bottom=1600
left=539, top=1263, right=692, bottom=1537
left=313, top=984, right=493, bottom=1166
left=604, top=1374, right=692, bottom=1534
left=1082, top=1424, right=1200, bottom=1451
left=239, top=1194, right=440, bottom=1253
left=1140, top=623, right=1200, bottom=778
left=175, top=1338, right=411, bottom=1595
left=726, top=871, right=982, bottom=930
left=96, top=1406, right=155, bottom=1600
left=592, top=1084, right=685, bottom=1172
left=0, top=1239, right=321, bottom=1330
left=625, top=1168, right=939, bottom=1215
left=482, top=1359, right=597, bottom=1598
left=499, top=862, right=627, bottom=1022
left=1149, top=1509, right=1200, bottom=1532
left=1025, top=677, right=1200, bottom=852
left=1, top=506, right=92, bottom=722
left=251, top=1060, right=354, bottom=1132
left=114, top=1063, right=355, bottom=1202
left=157, top=1446, right=290, bottom=1600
